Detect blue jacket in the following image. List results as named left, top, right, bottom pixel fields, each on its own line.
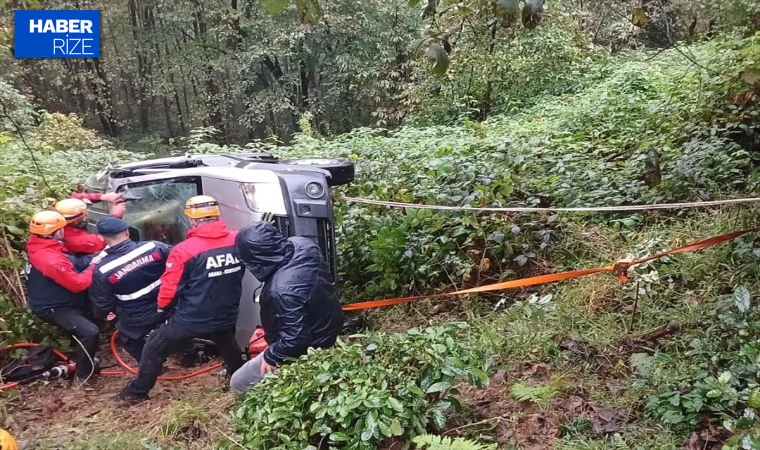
left=90, top=239, right=171, bottom=339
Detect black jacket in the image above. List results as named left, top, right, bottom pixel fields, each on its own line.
left=157, top=221, right=244, bottom=333
left=235, top=222, right=343, bottom=366
left=90, top=239, right=171, bottom=339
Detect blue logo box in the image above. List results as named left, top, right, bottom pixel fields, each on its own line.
left=14, top=10, right=100, bottom=58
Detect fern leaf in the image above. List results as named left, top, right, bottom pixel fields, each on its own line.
left=413, top=434, right=496, bottom=450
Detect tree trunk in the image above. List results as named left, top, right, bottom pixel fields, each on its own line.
left=83, top=58, right=120, bottom=136
left=128, top=0, right=151, bottom=132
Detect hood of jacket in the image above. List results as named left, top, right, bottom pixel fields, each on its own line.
left=235, top=221, right=293, bottom=282
left=187, top=220, right=231, bottom=239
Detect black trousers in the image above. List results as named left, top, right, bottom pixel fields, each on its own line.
left=123, top=319, right=243, bottom=396
left=119, top=329, right=196, bottom=363
left=36, top=307, right=99, bottom=379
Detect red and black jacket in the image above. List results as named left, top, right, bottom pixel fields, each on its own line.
left=63, top=193, right=125, bottom=255
left=157, top=221, right=244, bottom=333
left=25, top=235, right=94, bottom=315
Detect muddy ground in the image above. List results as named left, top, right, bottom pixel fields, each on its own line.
left=1, top=346, right=236, bottom=450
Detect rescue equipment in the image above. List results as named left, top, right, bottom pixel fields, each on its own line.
left=247, top=327, right=268, bottom=358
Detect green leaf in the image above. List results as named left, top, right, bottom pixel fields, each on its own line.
left=388, top=397, right=404, bottom=412
left=431, top=408, right=447, bottom=428
left=734, top=285, right=751, bottom=313
left=706, top=389, right=722, bottom=398
left=390, top=418, right=403, bottom=436
left=743, top=67, right=760, bottom=85
left=296, top=0, right=323, bottom=23
left=260, top=0, right=290, bottom=15
left=408, top=0, right=421, bottom=6
left=426, top=381, right=452, bottom=394
left=425, top=43, right=450, bottom=77
left=330, top=432, right=351, bottom=442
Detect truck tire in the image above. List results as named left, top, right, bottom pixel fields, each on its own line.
left=280, top=158, right=355, bottom=186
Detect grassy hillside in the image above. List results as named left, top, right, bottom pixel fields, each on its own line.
left=1, top=34, right=760, bottom=449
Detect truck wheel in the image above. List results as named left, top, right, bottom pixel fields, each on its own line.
left=280, top=158, right=355, bottom=186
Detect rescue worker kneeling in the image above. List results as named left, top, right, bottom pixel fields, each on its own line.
left=25, top=211, right=102, bottom=381
left=229, top=221, right=343, bottom=396
left=89, top=217, right=171, bottom=362
left=113, top=195, right=245, bottom=404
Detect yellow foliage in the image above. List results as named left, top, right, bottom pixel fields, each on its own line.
left=35, top=112, right=107, bottom=151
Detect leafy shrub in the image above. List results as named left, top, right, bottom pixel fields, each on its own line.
left=35, top=112, right=109, bottom=151
left=643, top=285, right=760, bottom=431
left=0, top=295, right=67, bottom=349
left=0, top=87, right=139, bottom=309
left=232, top=324, right=490, bottom=450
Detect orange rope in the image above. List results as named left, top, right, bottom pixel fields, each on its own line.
left=342, top=227, right=760, bottom=311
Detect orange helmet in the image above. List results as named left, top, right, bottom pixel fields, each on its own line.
left=184, top=195, right=220, bottom=219
left=54, top=198, right=89, bottom=223
left=0, top=428, right=18, bottom=450
left=29, top=211, right=67, bottom=236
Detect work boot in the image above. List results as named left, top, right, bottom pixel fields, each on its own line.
left=111, top=389, right=149, bottom=406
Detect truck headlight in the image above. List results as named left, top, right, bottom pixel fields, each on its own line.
left=240, top=182, right=287, bottom=215
left=305, top=182, right=324, bottom=199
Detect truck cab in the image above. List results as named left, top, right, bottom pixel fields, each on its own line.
left=83, top=152, right=353, bottom=348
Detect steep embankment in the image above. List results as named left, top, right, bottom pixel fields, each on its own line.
left=1, top=35, right=760, bottom=449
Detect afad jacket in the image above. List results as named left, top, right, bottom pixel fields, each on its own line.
left=235, top=221, right=343, bottom=367
left=157, top=220, right=244, bottom=334
left=25, top=235, right=93, bottom=315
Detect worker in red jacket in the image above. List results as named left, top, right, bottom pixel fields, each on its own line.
left=112, top=195, right=245, bottom=404
left=25, top=211, right=104, bottom=382
left=54, top=192, right=125, bottom=256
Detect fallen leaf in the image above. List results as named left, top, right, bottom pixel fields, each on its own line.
left=591, top=404, right=621, bottom=423
left=632, top=7, right=649, bottom=27
left=680, top=432, right=704, bottom=450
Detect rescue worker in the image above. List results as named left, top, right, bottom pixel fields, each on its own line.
left=25, top=211, right=103, bottom=381
left=89, top=217, right=171, bottom=362
left=54, top=192, right=125, bottom=256
left=112, top=195, right=245, bottom=404
left=229, top=221, right=343, bottom=396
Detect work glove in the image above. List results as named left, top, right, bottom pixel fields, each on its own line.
left=261, top=212, right=275, bottom=223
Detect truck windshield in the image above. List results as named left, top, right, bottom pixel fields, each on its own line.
left=118, top=177, right=201, bottom=245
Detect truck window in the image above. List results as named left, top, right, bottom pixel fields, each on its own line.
left=117, top=177, right=201, bottom=245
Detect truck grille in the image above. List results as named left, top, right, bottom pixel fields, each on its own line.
left=273, top=215, right=337, bottom=281
left=317, top=218, right=337, bottom=281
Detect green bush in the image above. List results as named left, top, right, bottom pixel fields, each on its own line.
left=0, top=295, right=67, bottom=349
left=642, top=285, right=760, bottom=431
left=231, top=324, right=490, bottom=450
